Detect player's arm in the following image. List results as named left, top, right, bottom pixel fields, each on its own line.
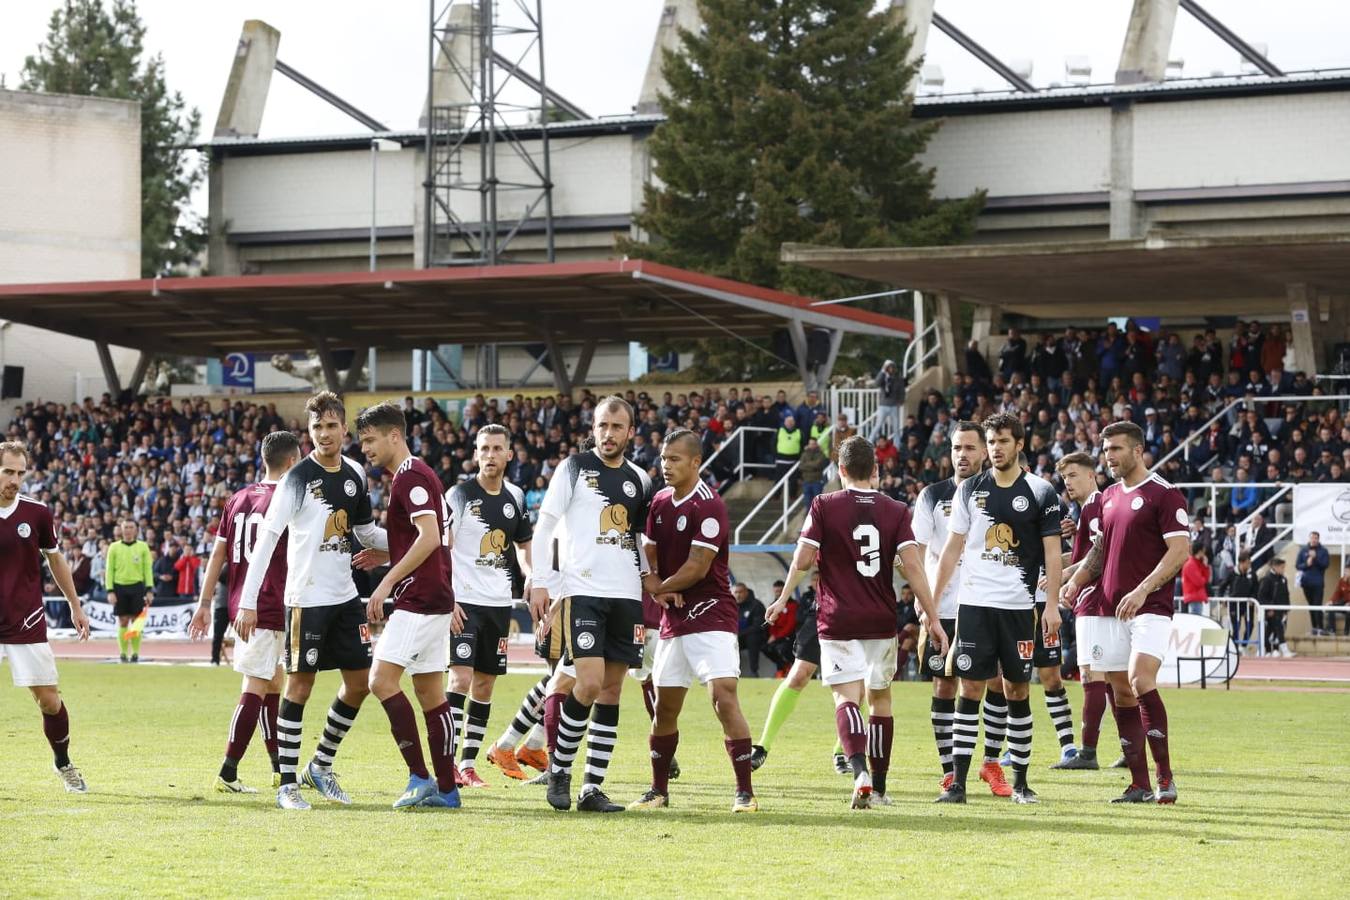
left=1117, top=533, right=1188, bottom=621
left=352, top=520, right=389, bottom=552
left=515, top=540, right=532, bottom=580
left=190, top=537, right=228, bottom=640
left=655, top=545, right=715, bottom=596
left=1042, top=534, right=1064, bottom=637
left=43, top=548, right=90, bottom=640
left=367, top=513, right=440, bottom=623
left=898, top=543, right=946, bottom=653
left=529, top=466, right=573, bottom=617
left=766, top=542, right=817, bottom=624
left=1061, top=536, right=1104, bottom=602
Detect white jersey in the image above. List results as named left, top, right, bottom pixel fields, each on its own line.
left=948, top=469, right=1061, bottom=611
left=240, top=452, right=378, bottom=610
left=912, top=478, right=961, bottom=619
left=534, top=451, right=653, bottom=602
left=446, top=478, right=533, bottom=607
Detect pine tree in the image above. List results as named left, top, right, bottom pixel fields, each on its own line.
left=622, top=0, right=983, bottom=380
left=21, top=0, right=205, bottom=277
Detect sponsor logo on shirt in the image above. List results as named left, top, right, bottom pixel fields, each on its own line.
left=596, top=504, right=637, bottom=550
left=982, top=521, right=1023, bottom=568
left=323, top=509, right=351, bottom=545
left=477, top=529, right=510, bottom=568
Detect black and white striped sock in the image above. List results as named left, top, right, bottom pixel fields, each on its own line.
left=1007, top=697, right=1033, bottom=788
left=551, top=694, right=591, bottom=775
left=931, top=696, right=955, bottom=775
left=496, top=675, right=548, bottom=750
left=445, top=691, right=467, bottom=748
left=951, top=696, right=980, bottom=787
left=312, top=698, right=359, bottom=770
left=583, top=703, right=620, bottom=788
left=460, top=698, right=491, bottom=768
left=982, top=689, right=1007, bottom=762
left=1045, top=688, right=1075, bottom=749
left=276, top=699, right=304, bottom=787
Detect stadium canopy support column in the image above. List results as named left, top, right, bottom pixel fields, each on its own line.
left=1286, top=283, right=1320, bottom=374
left=934, top=292, right=963, bottom=379
left=127, top=352, right=153, bottom=398
left=787, top=318, right=814, bottom=390
left=94, top=342, right=122, bottom=397
left=1115, top=0, right=1180, bottom=84
left=817, top=329, right=843, bottom=389
left=313, top=338, right=342, bottom=393
left=544, top=335, right=571, bottom=396
left=428, top=347, right=466, bottom=390
left=571, top=339, right=597, bottom=390
left=969, top=304, right=1001, bottom=361
left=890, top=0, right=936, bottom=84
left=342, top=346, right=370, bottom=394
left=1109, top=99, right=1140, bottom=239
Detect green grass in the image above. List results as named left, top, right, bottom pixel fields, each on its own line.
left=1, top=663, right=1346, bottom=898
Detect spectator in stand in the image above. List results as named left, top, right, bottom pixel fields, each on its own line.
left=807, top=410, right=830, bottom=448
left=1181, top=543, right=1211, bottom=617
left=507, top=447, right=535, bottom=489
left=824, top=412, right=855, bottom=464
left=1258, top=557, right=1293, bottom=656
left=774, top=415, right=803, bottom=487
left=154, top=542, right=179, bottom=602
left=1296, top=531, right=1331, bottom=635
left=1031, top=332, right=1065, bottom=392
left=965, top=339, right=993, bottom=383
left=174, top=539, right=201, bottom=600
left=1223, top=551, right=1260, bottom=650
left=1247, top=512, right=1276, bottom=570
left=798, top=437, right=827, bottom=506
left=762, top=580, right=797, bottom=676
left=869, top=360, right=904, bottom=442
left=794, top=391, right=827, bottom=431
left=999, top=326, right=1028, bottom=381
left=524, top=475, right=546, bottom=524
left=736, top=583, right=767, bottom=677
left=1328, top=570, right=1350, bottom=636
left=1231, top=468, right=1258, bottom=518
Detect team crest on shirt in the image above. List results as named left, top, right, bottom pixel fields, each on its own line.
left=503, top=503, right=516, bottom=519
left=676, top=515, right=688, bottom=532
left=622, top=481, right=638, bottom=498
left=16, top=523, right=30, bottom=538
left=344, top=479, right=357, bottom=497
left=1131, top=496, right=1144, bottom=511
left=1012, top=496, right=1029, bottom=512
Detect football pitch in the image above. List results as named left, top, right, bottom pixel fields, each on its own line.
left=0, top=663, right=1345, bottom=898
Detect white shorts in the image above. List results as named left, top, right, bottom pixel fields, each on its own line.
left=1076, top=616, right=1130, bottom=671
left=1128, top=613, right=1173, bottom=663
left=373, top=610, right=451, bottom=676
left=1, top=642, right=58, bottom=687
left=233, top=628, right=284, bottom=680
left=819, top=637, right=897, bottom=690
left=629, top=630, right=662, bottom=681
left=652, top=631, right=740, bottom=688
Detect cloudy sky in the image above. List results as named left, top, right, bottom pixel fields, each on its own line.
left=4, top=0, right=1348, bottom=144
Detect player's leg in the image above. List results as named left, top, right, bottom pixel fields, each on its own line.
left=1128, top=614, right=1176, bottom=803
left=16, top=643, right=83, bottom=793
left=275, top=607, right=318, bottom=808
left=412, top=670, right=461, bottom=808
left=860, top=639, right=899, bottom=805
left=489, top=672, right=547, bottom=756
left=305, top=600, right=373, bottom=800
left=632, top=636, right=686, bottom=810
left=446, top=602, right=481, bottom=769
left=217, top=673, right=270, bottom=793
left=458, top=671, right=498, bottom=785
left=830, top=676, right=872, bottom=808
left=1040, top=665, right=1077, bottom=766
left=549, top=624, right=601, bottom=811
left=1062, top=665, right=1107, bottom=770
left=1106, top=668, right=1153, bottom=801
left=940, top=605, right=997, bottom=802
left=706, top=668, right=756, bottom=811
left=998, top=608, right=1038, bottom=803
left=752, top=624, right=820, bottom=770
left=369, top=656, right=435, bottom=806
left=261, top=666, right=283, bottom=784
left=919, top=617, right=957, bottom=786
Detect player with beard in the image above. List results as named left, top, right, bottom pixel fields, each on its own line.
left=0, top=441, right=92, bottom=793
left=931, top=414, right=1062, bottom=805
left=766, top=436, right=945, bottom=809
left=628, top=430, right=756, bottom=813
left=912, top=421, right=985, bottom=793
left=443, top=424, right=533, bottom=786
left=532, top=397, right=654, bottom=813
left=1061, top=422, right=1187, bottom=804
left=1053, top=451, right=1114, bottom=771
left=190, top=430, right=301, bottom=794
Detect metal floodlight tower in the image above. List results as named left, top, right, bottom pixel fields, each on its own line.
left=423, top=0, right=556, bottom=267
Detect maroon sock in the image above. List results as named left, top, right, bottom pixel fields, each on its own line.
left=380, top=694, right=429, bottom=780
left=43, top=703, right=71, bottom=768
left=1082, top=682, right=1109, bottom=751
left=1113, top=702, right=1152, bottom=789
left=424, top=701, right=457, bottom=791
left=650, top=731, right=679, bottom=795
left=641, top=678, right=657, bottom=722
left=544, top=692, right=565, bottom=753
left=225, top=692, right=262, bottom=763
left=867, top=715, right=894, bottom=795
left=1136, top=689, right=1173, bottom=782
left=725, top=737, right=753, bottom=795
left=835, top=702, right=867, bottom=761
left=261, top=692, right=280, bottom=763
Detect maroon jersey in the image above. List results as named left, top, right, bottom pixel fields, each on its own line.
left=0, top=496, right=57, bottom=644
left=388, top=456, right=455, bottom=615
left=1098, top=475, right=1189, bottom=618
left=800, top=487, right=917, bottom=641
left=1070, top=491, right=1107, bottom=616
left=218, top=482, right=287, bottom=631
left=644, top=481, right=736, bottom=638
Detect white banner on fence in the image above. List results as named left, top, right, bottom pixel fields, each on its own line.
left=1158, top=612, right=1238, bottom=687
left=78, top=599, right=198, bottom=637
left=1292, top=484, right=1350, bottom=544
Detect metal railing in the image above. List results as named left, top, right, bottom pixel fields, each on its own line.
left=902, top=320, right=940, bottom=382
left=1208, top=597, right=1349, bottom=658
left=698, top=426, right=778, bottom=485
left=829, top=386, right=879, bottom=429
left=1151, top=393, right=1350, bottom=474
left=1172, top=479, right=1298, bottom=565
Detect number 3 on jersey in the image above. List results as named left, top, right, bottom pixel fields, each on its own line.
left=853, top=523, right=881, bottom=577
left=232, top=512, right=265, bottom=564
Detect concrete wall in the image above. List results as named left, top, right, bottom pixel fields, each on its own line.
left=0, top=90, right=141, bottom=403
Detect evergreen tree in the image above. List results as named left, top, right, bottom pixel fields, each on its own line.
left=622, top=0, right=983, bottom=381
left=21, top=0, right=205, bottom=277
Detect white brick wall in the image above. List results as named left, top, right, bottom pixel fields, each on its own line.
left=0, top=90, right=141, bottom=404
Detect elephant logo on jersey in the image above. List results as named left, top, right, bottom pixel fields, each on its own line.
left=985, top=522, right=1020, bottom=554
left=477, top=528, right=510, bottom=569
left=596, top=504, right=637, bottom=550
left=323, top=508, right=350, bottom=542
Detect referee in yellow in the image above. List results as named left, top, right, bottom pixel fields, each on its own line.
left=105, top=519, right=154, bottom=663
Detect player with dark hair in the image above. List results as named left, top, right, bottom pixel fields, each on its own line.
left=1062, top=421, right=1188, bottom=804
left=0, top=441, right=92, bottom=793
left=356, top=401, right=461, bottom=809
left=628, top=429, right=756, bottom=813
left=1054, top=451, right=1114, bottom=771
left=767, top=435, right=945, bottom=808
left=532, top=395, right=654, bottom=812
left=443, top=423, right=534, bottom=786
left=238, top=391, right=389, bottom=810
left=931, top=413, right=1062, bottom=804
left=912, top=421, right=984, bottom=792
left=190, top=429, right=301, bottom=794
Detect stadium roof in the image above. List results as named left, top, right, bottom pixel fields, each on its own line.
left=782, top=232, right=1350, bottom=319
left=0, top=259, right=912, bottom=359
